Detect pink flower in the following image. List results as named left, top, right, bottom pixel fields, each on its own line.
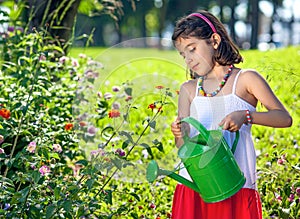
left=87, top=126, right=97, bottom=136
left=79, top=121, right=87, bottom=127
left=59, top=56, right=69, bottom=64
left=115, top=148, right=125, bottom=157
left=39, top=54, right=46, bottom=61
left=112, top=86, right=120, bottom=92
left=53, top=144, right=62, bottom=153
left=0, top=148, right=4, bottom=154
left=104, top=92, right=113, bottom=100
left=71, top=58, right=79, bottom=67
left=90, top=148, right=105, bottom=157
left=97, top=92, right=103, bottom=98
left=26, top=142, right=36, bottom=153
left=39, top=165, right=50, bottom=176
left=112, top=102, right=120, bottom=110
left=79, top=53, right=86, bottom=59
left=31, top=164, right=36, bottom=170
left=0, top=135, right=4, bottom=144
left=288, top=194, right=295, bottom=202
left=277, top=158, right=285, bottom=165
left=296, top=187, right=300, bottom=196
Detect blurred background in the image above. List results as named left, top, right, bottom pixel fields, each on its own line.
left=0, top=0, right=299, bottom=51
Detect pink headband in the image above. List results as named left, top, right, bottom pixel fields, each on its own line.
left=188, top=13, right=217, bottom=33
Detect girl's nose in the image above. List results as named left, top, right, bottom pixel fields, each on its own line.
left=185, top=56, right=192, bottom=64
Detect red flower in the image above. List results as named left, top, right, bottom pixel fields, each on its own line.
left=65, top=123, right=74, bottom=131
left=0, top=108, right=10, bottom=119
left=157, top=106, right=163, bottom=112
left=155, top=85, right=164, bottom=89
left=125, top=96, right=132, bottom=101
left=148, top=103, right=156, bottom=111
left=108, top=109, right=120, bottom=118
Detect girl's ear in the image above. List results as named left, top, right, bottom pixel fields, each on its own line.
left=211, top=33, right=221, bottom=49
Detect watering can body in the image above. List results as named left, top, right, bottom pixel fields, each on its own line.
left=146, top=117, right=246, bottom=203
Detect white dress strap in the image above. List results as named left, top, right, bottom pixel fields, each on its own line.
left=232, top=69, right=243, bottom=95
left=195, top=78, right=199, bottom=97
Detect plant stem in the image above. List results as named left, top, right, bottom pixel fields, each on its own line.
left=94, top=109, right=161, bottom=199
left=3, top=66, right=39, bottom=177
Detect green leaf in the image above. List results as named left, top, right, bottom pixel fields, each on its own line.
left=62, top=200, right=72, bottom=212
left=104, top=190, right=113, bottom=205
left=11, top=102, right=22, bottom=110
left=152, top=139, right=164, bottom=152
left=46, top=204, right=56, bottom=219
left=41, top=148, right=50, bottom=160
left=124, top=87, right=132, bottom=96
left=130, top=212, right=139, bottom=219
left=140, top=143, right=150, bottom=149
left=50, top=152, right=60, bottom=159
left=0, top=143, right=12, bottom=148
left=75, top=159, right=88, bottom=166
left=32, top=171, right=41, bottom=184
left=101, top=126, right=114, bottom=140
left=85, top=178, right=94, bottom=189
left=122, top=140, right=130, bottom=149
left=54, top=187, right=60, bottom=200
left=98, top=100, right=109, bottom=109
left=140, top=143, right=154, bottom=158
left=112, top=158, right=122, bottom=170
left=119, top=131, right=133, bottom=143
left=156, top=142, right=164, bottom=152
left=11, top=187, right=30, bottom=204
left=130, top=192, right=140, bottom=201
left=149, top=121, right=156, bottom=129
left=283, top=184, right=291, bottom=196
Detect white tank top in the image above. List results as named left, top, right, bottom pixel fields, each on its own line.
left=178, top=70, right=257, bottom=190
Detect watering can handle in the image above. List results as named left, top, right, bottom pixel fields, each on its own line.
left=180, top=117, right=240, bottom=154
left=180, top=117, right=210, bottom=142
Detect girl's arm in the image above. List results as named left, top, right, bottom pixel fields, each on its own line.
left=219, top=70, right=292, bottom=131
left=245, top=70, right=292, bottom=127
left=171, top=81, right=193, bottom=147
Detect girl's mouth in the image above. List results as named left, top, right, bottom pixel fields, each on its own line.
left=191, top=63, right=199, bottom=70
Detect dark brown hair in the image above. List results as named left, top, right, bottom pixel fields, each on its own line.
left=172, top=10, right=243, bottom=76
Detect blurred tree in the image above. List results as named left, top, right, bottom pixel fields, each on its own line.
left=0, top=0, right=136, bottom=52
left=248, top=0, right=259, bottom=49
left=27, top=0, right=82, bottom=52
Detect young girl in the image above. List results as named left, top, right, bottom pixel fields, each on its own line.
left=170, top=10, right=292, bottom=219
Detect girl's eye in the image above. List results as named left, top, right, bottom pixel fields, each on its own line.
left=189, top=47, right=196, bottom=52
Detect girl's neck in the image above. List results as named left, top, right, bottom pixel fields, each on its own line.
left=203, top=65, right=232, bottom=80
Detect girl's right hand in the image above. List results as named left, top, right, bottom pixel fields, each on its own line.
left=171, top=118, right=182, bottom=138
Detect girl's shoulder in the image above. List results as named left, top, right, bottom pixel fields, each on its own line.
left=238, top=68, right=266, bottom=82
left=179, top=79, right=198, bottom=99
left=180, top=78, right=197, bottom=90
left=239, top=68, right=262, bottom=77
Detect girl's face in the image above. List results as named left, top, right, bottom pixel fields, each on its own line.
left=175, top=36, right=216, bottom=76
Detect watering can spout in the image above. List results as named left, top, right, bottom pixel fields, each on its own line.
left=146, top=160, right=201, bottom=194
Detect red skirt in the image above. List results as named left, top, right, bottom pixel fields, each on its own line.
left=171, top=184, right=262, bottom=219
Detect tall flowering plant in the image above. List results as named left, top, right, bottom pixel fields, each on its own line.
left=73, top=71, right=178, bottom=203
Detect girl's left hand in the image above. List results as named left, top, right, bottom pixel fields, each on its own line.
left=219, top=110, right=246, bottom=132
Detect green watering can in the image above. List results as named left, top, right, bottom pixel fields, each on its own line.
left=146, top=117, right=246, bottom=203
